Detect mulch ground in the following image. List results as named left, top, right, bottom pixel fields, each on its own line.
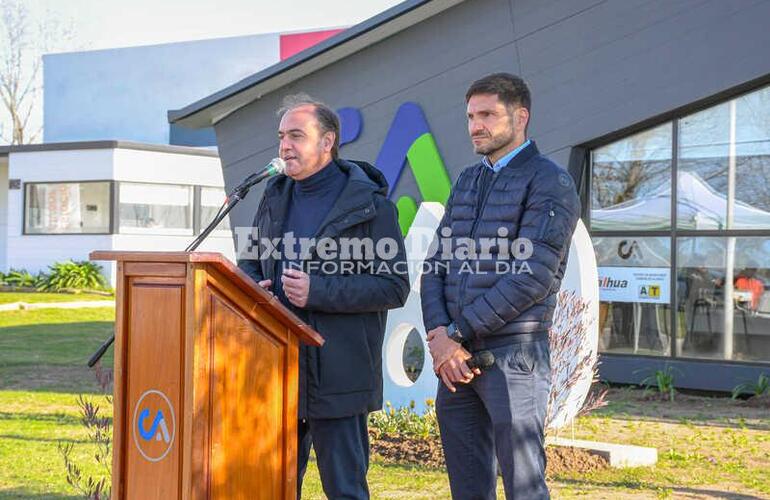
left=370, top=432, right=609, bottom=476
left=743, top=393, right=770, bottom=408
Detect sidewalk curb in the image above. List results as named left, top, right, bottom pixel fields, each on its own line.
left=0, top=301, right=115, bottom=311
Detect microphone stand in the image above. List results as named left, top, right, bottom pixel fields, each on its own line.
left=184, top=184, right=250, bottom=252
left=87, top=180, right=260, bottom=367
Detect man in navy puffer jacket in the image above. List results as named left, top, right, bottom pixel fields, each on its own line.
left=421, top=73, right=580, bottom=499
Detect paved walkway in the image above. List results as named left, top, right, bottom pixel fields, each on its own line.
left=0, top=300, right=115, bottom=311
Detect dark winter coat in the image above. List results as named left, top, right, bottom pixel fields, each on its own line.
left=421, top=141, right=580, bottom=345
left=239, top=159, right=409, bottom=418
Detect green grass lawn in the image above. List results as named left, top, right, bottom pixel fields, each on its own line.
left=0, top=292, right=113, bottom=305
left=0, top=307, right=115, bottom=498
left=553, top=389, right=770, bottom=499
left=1, top=306, right=769, bottom=499
left=0, top=308, right=115, bottom=394
left=301, top=460, right=458, bottom=499
left=0, top=387, right=457, bottom=499
left=0, top=391, right=109, bottom=499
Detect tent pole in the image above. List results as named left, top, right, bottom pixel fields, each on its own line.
left=723, top=99, right=737, bottom=360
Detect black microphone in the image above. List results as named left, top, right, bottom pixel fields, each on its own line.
left=183, top=158, right=286, bottom=254
left=467, top=350, right=495, bottom=371
left=232, top=157, right=286, bottom=195
left=435, top=350, right=495, bottom=378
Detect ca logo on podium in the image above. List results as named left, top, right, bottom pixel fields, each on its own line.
left=133, top=389, right=176, bottom=462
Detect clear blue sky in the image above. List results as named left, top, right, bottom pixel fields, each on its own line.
left=30, top=0, right=403, bottom=52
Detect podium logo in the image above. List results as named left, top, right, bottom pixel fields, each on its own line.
left=132, top=389, right=176, bottom=462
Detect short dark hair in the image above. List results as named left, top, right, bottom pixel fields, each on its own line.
left=465, top=73, right=531, bottom=113
left=278, top=93, right=341, bottom=159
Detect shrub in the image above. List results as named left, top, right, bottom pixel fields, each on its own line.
left=4, top=268, right=43, bottom=288
left=39, top=260, right=108, bottom=292
left=732, top=373, right=769, bottom=399
left=640, top=366, right=678, bottom=402
left=369, top=399, right=439, bottom=440
left=59, top=364, right=112, bottom=499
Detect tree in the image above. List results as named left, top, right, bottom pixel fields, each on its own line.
left=591, top=124, right=672, bottom=209
left=0, top=0, right=73, bottom=144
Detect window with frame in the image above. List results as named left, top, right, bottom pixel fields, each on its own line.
left=590, top=83, right=770, bottom=364
left=199, top=186, right=231, bottom=233
left=24, top=181, right=111, bottom=234
left=118, top=182, right=193, bottom=235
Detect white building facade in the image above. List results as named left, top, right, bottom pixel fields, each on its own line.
left=0, top=141, right=235, bottom=285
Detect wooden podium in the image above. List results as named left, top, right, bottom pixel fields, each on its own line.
left=90, top=251, right=323, bottom=500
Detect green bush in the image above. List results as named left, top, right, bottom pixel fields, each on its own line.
left=732, top=373, right=769, bottom=399
left=38, top=261, right=108, bottom=292
left=640, top=366, right=678, bottom=402
left=368, top=400, right=438, bottom=440
left=4, top=268, right=43, bottom=288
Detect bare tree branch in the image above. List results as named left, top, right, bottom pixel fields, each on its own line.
left=0, top=0, right=74, bottom=144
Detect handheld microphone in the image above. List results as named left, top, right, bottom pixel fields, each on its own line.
left=467, top=350, right=495, bottom=370
left=435, top=350, right=495, bottom=379
left=233, top=158, right=286, bottom=195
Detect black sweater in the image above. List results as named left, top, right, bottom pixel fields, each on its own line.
left=274, top=160, right=347, bottom=309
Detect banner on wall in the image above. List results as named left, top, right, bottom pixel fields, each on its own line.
left=597, top=266, right=671, bottom=304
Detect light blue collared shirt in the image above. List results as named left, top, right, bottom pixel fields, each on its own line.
left=482, top=139, right=532, bottom=173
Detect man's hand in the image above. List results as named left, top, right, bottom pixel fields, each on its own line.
left=427, top=326, right=461, bottom=372
left=257, top=279, right=272, bottom=290
left=426, top=326, right=447, bottom=342
left=281, top=268, right=310, bottom=308
left=437, top=348, right=480, bottom=392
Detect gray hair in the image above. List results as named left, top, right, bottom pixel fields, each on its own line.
left=278, top=93, right=340, bottom=159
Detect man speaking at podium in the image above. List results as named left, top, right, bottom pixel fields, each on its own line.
left=238, top=94, right=409, bottom=499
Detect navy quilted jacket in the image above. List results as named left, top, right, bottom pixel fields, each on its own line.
left=420, top=141, right=580, bottom=343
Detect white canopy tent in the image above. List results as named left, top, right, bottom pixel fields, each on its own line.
left=592, top=171, right=770, bottom=231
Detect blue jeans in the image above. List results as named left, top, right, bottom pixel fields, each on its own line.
left=436, top=338, right=551, bottom=500
left=296, top=414, right=370, bottom=500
